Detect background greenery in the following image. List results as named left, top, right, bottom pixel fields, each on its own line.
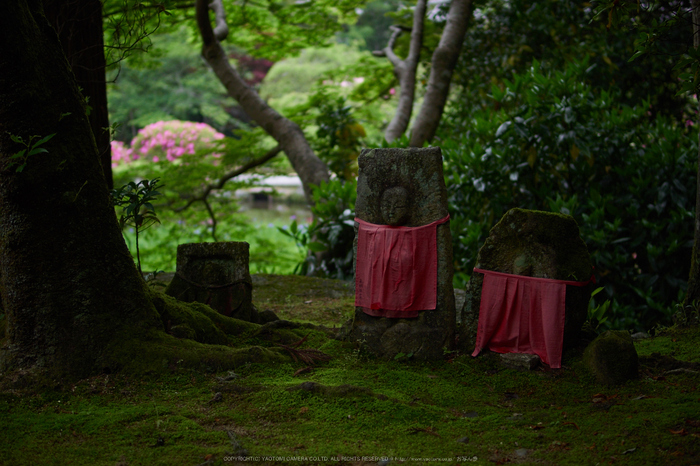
left=107, top=0, right=697, bottom=333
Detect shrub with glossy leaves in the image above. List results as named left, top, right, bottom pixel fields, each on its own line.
left=444, top=59, right=696, bottom=331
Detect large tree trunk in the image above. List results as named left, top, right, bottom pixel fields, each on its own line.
left=685, top=0, right=700, bottom=308
left=409, top=0, right=472, bottom=147
left=380, top=0, right=427, bottom=143
left=0, top=0, right=159, bottom=378
left=195, top=0, right=330, bottom=203
left=43, top=0, right=113, bottom=189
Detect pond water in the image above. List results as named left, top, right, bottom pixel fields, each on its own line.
left=238, top=198, right=313, bottom=229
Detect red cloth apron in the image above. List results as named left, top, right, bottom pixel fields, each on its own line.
left=355, top=215, right=450, bottom=318
left=471, top=268, right=594, bottom=368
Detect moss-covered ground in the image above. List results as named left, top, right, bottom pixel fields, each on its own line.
left=1, top=274, right=698, bottom=465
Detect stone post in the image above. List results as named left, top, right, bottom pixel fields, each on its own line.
left=165, top=242, right=256, bottom=322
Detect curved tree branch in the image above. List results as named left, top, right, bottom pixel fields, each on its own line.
left=209, top=0, right=229, bottom=41
left=174, top=144, right=282, bottom=213
left=195, top=0, right=329, bottom=203
left=409, top=0, right=472, bottom=147
left=380, top=0, right=427, bottom=143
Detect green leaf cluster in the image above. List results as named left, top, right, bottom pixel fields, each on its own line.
left=110, top=178, right=164, bottom=274
left=278, top=178, right=356, bottom=279
left=7, top=133, right=55, bottom=173
left=443, top=57, right=696, bottom=332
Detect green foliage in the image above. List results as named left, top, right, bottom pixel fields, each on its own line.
left=593, top=0, right=698, bottom=95
left=6, top=133, right=55, bottom=173
left=449, top=0, right=687, bottom=125
left=107, top=29, right=245, bottom=141
left=673, top=299, right=700, bottom=328
left=217, top=0, right=364, bottom=61
left=310, top=92, right=366, bottom=180
left=110, top=178, right=164, bottom=275
left=102, top=0, right=178, bottom=66
left=260, top=45, right=364, bottom=103
left=587, top=287, right=611, bottom=332
left=337, top=0, right=402, bottom=51
left=279, top=179, right=357, bottom=279
left=443, top=58, right=696, bottom=331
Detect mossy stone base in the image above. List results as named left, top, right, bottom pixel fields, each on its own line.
left=583, top=330, right=639, bottom=385
left=458, top=208, right=594, bottom=352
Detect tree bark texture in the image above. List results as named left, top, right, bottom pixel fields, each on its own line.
left=0, top=0, right=159, bottom=377
left=195, top=0, right=330, bottom=203
left=409, top=0, right=472, bottom=147
left=382, top=0, right=427, bottom=143
left=43, top=0, right=113, bottom=189
left=685, top=0, right=700, bottom=306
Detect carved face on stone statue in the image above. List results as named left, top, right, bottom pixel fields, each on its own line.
left=381, top=186, right=410, bottom=226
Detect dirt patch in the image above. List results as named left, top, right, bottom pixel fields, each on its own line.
left=252, top=274, right=354, bottom=327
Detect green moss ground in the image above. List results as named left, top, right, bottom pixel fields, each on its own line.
left=1, top=276, right=699, bottom=466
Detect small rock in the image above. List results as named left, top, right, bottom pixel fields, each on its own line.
left=583, top=330, right=638, bottom=385
left=215, top=371, right=239, bottom=382
left=208, top=392, right=223, bottom=404
left=457, top=436, right=470, bottom=444
left=500, top=353, right=540, bottom=370
left=631, top=332, right=650, bottom=340
left=514, top=448, right=528, bottom=458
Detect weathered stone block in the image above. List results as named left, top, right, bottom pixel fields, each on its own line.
left=165, top=242, right=273, bottom=324
left=583, top=330, right=639, bottom=385
left=344, top=147, right=455, bottom=360
left=458, top=208, right=594, bottom=352
left=500, top=353, right=541, bottom=370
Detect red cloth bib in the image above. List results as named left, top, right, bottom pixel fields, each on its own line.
left=471, top=268, right=594, bottom=368
left=355, top=215, right=450, bottom=317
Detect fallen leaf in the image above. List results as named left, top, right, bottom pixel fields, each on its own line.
left=204, top=454, right=213, bottom=461
left=304, top=300, right=313, bottom=304
left=670, top=428, right=688, bottom=436
left=563, top=421, right=580, bottom=430
left=298, top=406, right=309, bottom=414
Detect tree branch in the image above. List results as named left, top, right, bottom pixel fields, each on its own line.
left=195, top=0, right=329, bottom=203
left=209, top=0, right=229, bottom=41
left=382, top=0, right=427, bottom=143
left=409, top=0, right=472, bottom=147
left=378, top=26, right=405, bottom=68
left=174, top=144, right=282, bottom=213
